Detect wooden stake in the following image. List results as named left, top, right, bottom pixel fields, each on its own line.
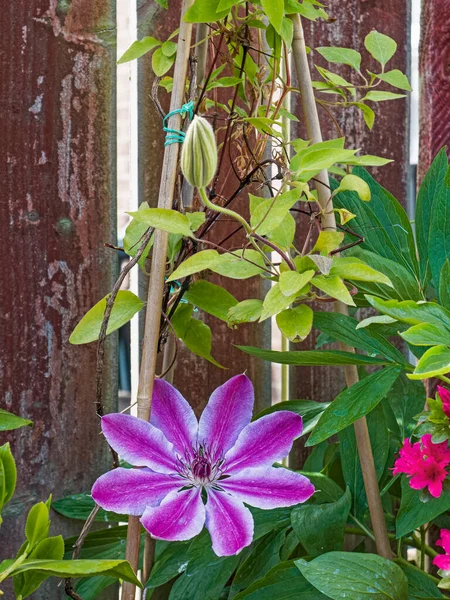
left=290, top=13, right=393, bottom=560
left=122, top=2, right=194, bottom=598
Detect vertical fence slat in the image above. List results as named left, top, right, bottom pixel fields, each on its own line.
left=290, top=2, right=410, bottom=463
left=419, top=0, right=450, bottom=182
left=0, top=2, right=117, bottom=596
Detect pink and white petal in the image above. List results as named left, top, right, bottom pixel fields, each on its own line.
left=101, top=413, right=177, bottom=473
left=224, top=411, right=303, bottom=474
left=433, top=554, right=450, bottom=570
left=205, top=488, right=254, bottom=557
left=220, top=467, right=315, bottom=509
left=141, top=487, right=205, bottom=542
left=91, top=468, right=183, bottom=516
left=151, top=379, right=198, bottom=456
left=198, top=375, right=254, bottom=459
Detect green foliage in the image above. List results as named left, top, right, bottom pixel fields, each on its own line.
left=117, top=36, right=161, bottom=64
left=184, top=280, right=238, bottom=320
left=364, top=30, right=397, bottom=67
left=0, top=443, right=16, bottom=524
left=69, top=290, right=145, bottom=345
left=396, top=478, right=450, bottom=538
left=238, top=346, right=391, bottom=366
left=0, top=409, right=32, bottom=432
left=296, top=552, right=408, bottom=599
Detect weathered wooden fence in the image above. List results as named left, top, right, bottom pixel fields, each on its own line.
left=1, top=1, right=449, bottom=598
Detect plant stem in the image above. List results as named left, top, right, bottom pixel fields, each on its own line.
left=122, top=2, right=194, bottom=598
left=0, top=553, right=27, bottom=584
left=290, top=12, right=393, bottom=560
left=420, top=526, right=426, bottom=570
left=198, top=187, right=251, bottom=234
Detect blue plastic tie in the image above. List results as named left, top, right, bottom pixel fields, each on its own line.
left=163, top=100, right=195, bottom=147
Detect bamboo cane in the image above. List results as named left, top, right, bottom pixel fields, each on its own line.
left=122, top=2, right=194, bottom=598
left=289, top=13, right=393, bottom=559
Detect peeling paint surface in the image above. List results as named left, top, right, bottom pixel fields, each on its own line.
left=0, top=1, right=117, bottom=597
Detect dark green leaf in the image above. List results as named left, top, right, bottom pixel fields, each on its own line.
left=291, top=488, right=351, bottom=556
left=366, top=296, right=450, bottom=330
left=53, top=492, right=125, bottom=523
left=238, top=346, right=390, bottom=366
left=429, top=165, right=450, bottom=294
left=254, top=400, right=329, bottom=436
left=300, top=471, right=344, bottom=504
left=146, top=541, right=190, bottom=589
left=383, top=374, right=426, bottom=440
left=184, top=280, right=238, bottom=321
left=440, top=260, right=450, bottom=311
left=307, top=366, right=401, bottom=446
left=70, top=290, right=145, bottom=345
left=396, top=478, right=450, bottom=538
left=296, top=552, right=408, bottom=599
left=0, top=409, right=32, bottom=432
left=401, top=562, right=444, bottom=598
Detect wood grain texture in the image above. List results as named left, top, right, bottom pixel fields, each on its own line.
left=290, top=2, right=410, bottom=464
left=419, top=0, right=450, bottom=182
left=137, top=3, right=271, bottom=415
left=0, top=1, right=117, bottom=595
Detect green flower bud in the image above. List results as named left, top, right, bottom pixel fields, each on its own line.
left=181, top=115, right=218, bottom=188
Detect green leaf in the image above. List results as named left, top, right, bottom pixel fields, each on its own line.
left=330, top=257, right=393, bottom=286
left=146, top=541, right=190, bottom=590
left=301, top=472, right=344, bottom=505
left=339, top=405, right=389, bottom=517
left=279, top=270, right=315, bottom=297
left=250, top=189, right=301, bottom=235
left=341, top=155, right=393, bottom=166
left=396, top=478, right=450, bottom=538
left=123, top=202, right=153, bottom=265
left=276, top=305, right=313, bottom=342
left=364, top=90, right=406, bottom=102
left=400, top=323, right=450, bottom=347
left=227, top=299, right=263, bottom=327
left=10, top=559, right=141, bottom=588
left=296, top=552, right=408, bottom=599
left=167, top=250, right=220, bottom=282
left=161, top=40, right=177, bottom=57
left=366, top=296, right=450, bottom=330
left=261, top=0, right=284, bottom=33
left=14, top=536, right=65, bottom=599
left=333, top=174, right=371, bottom=201
left=184, top=280, right=238, bottom=321
left=383, top=373, right=426, bottom=441
left=211, top=250, right=267, bottom=279
left=291, top=488, right=351, bottom=556
left=316, top=46, right=361, bottom=71
left=0, top=409, right=32, bottom=431
left=357, top=315, right=398, bottom=329
left=364, top=30, right=397, bottom=66
left=415, top=148, right=449, bottom=286
left=184, top=0, right=231, bottom=22
left=117, top=37, right=161, bottom=64
left=267, top=212, right=296, bottom=250
left=311, top=231, right=344, bottom=254
left=171, top=304, right=224, bottom=368
left=254, top=400, right=329, bottom=436
left=307, top=366, right=401, bottom=446
left=354, top=102, right=375, bottom=129
left=237, top=346, right=391, bottom=366
left=52, top=492, right=125, bottom=523
left=260, top=283, right=299, bottom=321
left=401, top=562, right=444, bottom=598
left=440, top=260, right=450, bottom=311
left=293, top=147, right=357, bottom=181
left=69, top=290, right=145, bottom=345
left=428, top=165, right=450, bottom=295
left=408, top=345, right=450, bottom=380
left=25, top=501, right=50, bottom=550
left=127, top=208, right=194, bottom=237
left=0, top=443, right=16, bottom=507
left=233, top=560, right=328, bottom=599
left=313, top=275, right=355, bottom=306
left=376, top=69, right=412, bottom=91
left=312, top=311, right=407, bottom=365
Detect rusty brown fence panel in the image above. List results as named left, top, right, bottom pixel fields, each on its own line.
left=419, top=0, right=450, bottom=182
left=0, top=2, right=117, bottom=597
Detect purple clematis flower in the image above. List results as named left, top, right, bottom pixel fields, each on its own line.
left=92, top=374, right=314, bottom=556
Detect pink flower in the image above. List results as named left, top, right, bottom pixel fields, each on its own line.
left=433, top=529, right=450, bottom=570
left=92, top=375, right=314, bottom=556
left=437, top=385, right=450, bottom=419
left=393, top=435, right=450, bottom=498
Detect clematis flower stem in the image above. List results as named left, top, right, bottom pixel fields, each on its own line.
left=290, top=12, right=393, bottom=560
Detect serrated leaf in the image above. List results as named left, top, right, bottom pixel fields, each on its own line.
left=276, top=305, right=313, bottom=342
left=70, top=291, right=145, bottom=345
left=117, top=37, right=161, bottom=64
left=364, top=30, right=397, bottom=66
left=316, top=46, right=361, bottom=71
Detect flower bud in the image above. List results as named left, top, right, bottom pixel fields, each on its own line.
left=181, top=115, right=218, bottom=188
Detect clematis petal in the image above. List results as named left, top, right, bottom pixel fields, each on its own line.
left=219, top=466, right=315, bottom=509
left=151, top=379, right=198, bottom=456
left=205, top=488, right=254, bottom=556
left=101, top=413, right=177, bottom=473
left=223, top=411, right=303, bottom=474
left=141, top=487, right=205, bottom=542
left=198, top=374, right=254, bottom=459
left=92, top=468, right=183, bottom=516
left=433, top=553, right=450, bottom=571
